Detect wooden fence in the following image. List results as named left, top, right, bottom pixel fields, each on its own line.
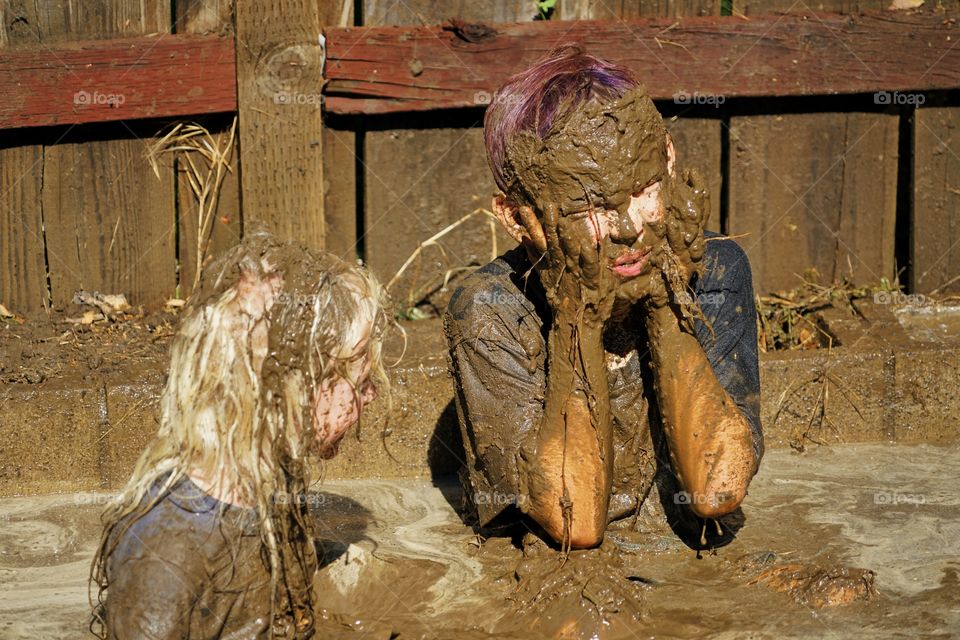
left=2, top=0, right=959, bottom=317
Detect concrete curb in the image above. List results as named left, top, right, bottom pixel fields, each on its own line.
left=2, top=316, right=957, bottom=496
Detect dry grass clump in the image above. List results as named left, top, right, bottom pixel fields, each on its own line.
left=755, top=269, right=898, bottom=352
left=146, top=118, right=238, bottom=294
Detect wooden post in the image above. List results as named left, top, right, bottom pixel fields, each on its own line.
left=234, top=0, right=325, bottom=249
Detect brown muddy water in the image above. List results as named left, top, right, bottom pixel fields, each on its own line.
left=1, top=444, right=957, bottom=639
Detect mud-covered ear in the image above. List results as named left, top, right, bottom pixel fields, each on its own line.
left=492, top=194, right=525, bottom=243
left=665, top=133, right=677, bottom=177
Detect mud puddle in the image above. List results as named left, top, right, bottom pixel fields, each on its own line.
left=1, top=443, right=957, bottom=639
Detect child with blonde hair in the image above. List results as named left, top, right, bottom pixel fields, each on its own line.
left=91, top=233, right=390, bottom=639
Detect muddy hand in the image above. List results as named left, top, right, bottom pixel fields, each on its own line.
left=541, top=204, right=617, bottom=325
left=628, top=168, right=709, bottom=310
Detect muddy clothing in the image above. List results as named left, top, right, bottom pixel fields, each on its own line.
left=106, top=475, right=272, bottom=639
left=444, top=233, right=763, bottom=526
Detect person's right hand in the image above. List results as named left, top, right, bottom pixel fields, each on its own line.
left=539, top=203, right=617, bottom=327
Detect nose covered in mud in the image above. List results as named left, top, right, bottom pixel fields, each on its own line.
left=566, top=183, right=666, bottom=280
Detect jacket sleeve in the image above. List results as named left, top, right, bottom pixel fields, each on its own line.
left=693, top=235, right=764, bottom=465
left=444, top=281, right=547, bottom=525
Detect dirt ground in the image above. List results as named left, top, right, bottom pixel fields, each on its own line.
left=0, top=308, right=176, bottom=387
left=1, top=443, right=957, bottom=639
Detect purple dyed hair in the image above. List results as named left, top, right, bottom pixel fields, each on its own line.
left=483, top=45, right=640, bottom=197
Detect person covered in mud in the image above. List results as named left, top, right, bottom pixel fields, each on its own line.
left=90, top=233, right=390, bottom=638
left=445, top=46, right=763, bottom=550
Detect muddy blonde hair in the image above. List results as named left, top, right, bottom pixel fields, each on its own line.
left=91, top=233, right=391, bottom=638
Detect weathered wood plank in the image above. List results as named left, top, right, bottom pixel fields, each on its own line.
left=1, top=0, right=169, bottom=46
left=734, top=0, right=888, bottom=14
left=320, top=0, right=358, bottom=261
left=175, top=1, right=241, bottom=297
left=913, top=105, right=960, bottom=294
left=364, top=127, right=511, bottom=311
left=322, top=125, right=358, bottom=260
left=235, top=0, right=325, bottom=248
left=728, top=112, right=898, bottom=292
left=34, top=1, right=178, bottom=309
left=0, top=35, right=236, bottom=129
left=324, top=10, right=960, bottom=114
left=365, top=0, right=535, bottom=26
left=361, top=3, right=515, bottom=306
left=558, top=0, right=720, bottom=19
left=42, top=132, right=177, bottom=308
left=0, top=142, right=46, bottom=313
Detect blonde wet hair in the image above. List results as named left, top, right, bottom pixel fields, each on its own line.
left=91, top=232, right=391, bottom=637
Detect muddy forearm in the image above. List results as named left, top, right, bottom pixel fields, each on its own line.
left=523, top=306, right=613, bottom=548
left=646, top=304, right=756, bottom=518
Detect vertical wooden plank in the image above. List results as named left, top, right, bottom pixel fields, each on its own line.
left=666, top=117, right=722, bottom=232
left=175, top=0, right=241, bottom=297
left=322, top=125, right=358, bottom=261
left=364, top=128, right=509, bottom=308
left=0, top=4, right=46, bottom=313
left=320, top=1, right=358, bottom=261
left=558, top=0, right=720, bottom=19
left=728, top=112, right=898, bottom=291
left=362, top=2, right=522, bottom=304
left=1, top=0, right=169, bottom=49
left=726, top=0, right=901, bottom=294
left=913, top=106, right=960, bottom=294
left=364, top=0, right=534, bottom=25
left=5, top=1, right=177, bottom=310
left=734, top=0, right=887, bottom=13
left=0, top=141, right=46, bottom=313
left=234, top=0, right=325, bottom=248
left=42, top=133, right=176, bottom=307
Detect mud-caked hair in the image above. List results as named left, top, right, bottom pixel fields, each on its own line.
left=91, top=232, right=391, bottom=638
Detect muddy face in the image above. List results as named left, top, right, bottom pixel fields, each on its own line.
left=313, top=355, right=377, bottom=459
left=502, top=86, right=709, bottom=308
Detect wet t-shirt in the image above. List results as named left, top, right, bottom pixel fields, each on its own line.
left=106, top=475, right=272, bottom=639
left=444, top=233, right=763, bottom=526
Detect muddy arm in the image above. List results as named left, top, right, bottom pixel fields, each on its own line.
left=645, top=301, right=757, bottom=519
left=522, top=299, right=613, bottom=549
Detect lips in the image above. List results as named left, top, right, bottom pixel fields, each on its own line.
left=611, top=246, right=652, bottom=278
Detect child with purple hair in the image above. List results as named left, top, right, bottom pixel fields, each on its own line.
left=445, top=46, right=763, bottom=550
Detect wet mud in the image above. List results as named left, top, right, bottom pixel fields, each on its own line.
left=2, top=444, right=958, bottom=639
